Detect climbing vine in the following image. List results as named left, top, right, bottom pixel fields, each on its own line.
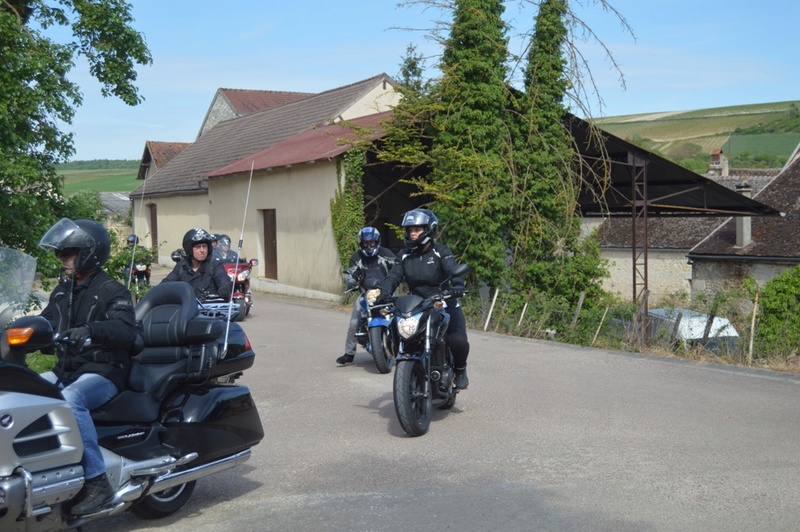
left=330, top=148, right=367, bottom=269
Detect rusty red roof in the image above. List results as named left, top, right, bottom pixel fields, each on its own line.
left=207, top=111, right=390, bottom=177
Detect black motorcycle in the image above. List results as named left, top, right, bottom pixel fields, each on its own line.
left=388, top=264, right=469, bottom=436
left=0, top=279, right=263, bottom=529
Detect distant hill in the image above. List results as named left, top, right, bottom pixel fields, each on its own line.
left=594, top=101, right=800, bottom=172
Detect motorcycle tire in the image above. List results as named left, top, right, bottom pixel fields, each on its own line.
left=369, top=327, right=394, bottom=374
left=393, top=360, right=432, bottom=437
left=132, top=480, right=197, bottom=519
left=232, top=297, right=246, bottom=322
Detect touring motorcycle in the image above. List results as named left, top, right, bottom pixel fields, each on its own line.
left=385, top=264, right=469, bottom=436
left=223, top=258, right=258, bottom=321
left=0, top=248, right=264, bottom=530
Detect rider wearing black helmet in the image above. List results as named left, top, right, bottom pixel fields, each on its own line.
left=213, top=234, right=239, bottom=264
left=36, top=218, right=139, bottom=515
left=162, top=228, right=232, bottom=300
left=376, top=209, right=470, bottom=388
left=337, top=227, right=396, bottom=365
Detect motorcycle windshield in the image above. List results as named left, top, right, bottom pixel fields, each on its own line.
left=0, top=247, right=37, bottom=329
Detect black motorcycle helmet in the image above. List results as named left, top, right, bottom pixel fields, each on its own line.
left=182, top=228, right=213, bottom=257
left=401, top=208, right=439, bottom=249
left=39, top=218, right=111, bottom=276
left=126, top=234, right=139, bottom=247
left=358, top=227, right=381, bottom=258
left=218, top=234, right=232, bottom=247
left=171, top=248, right=186, bottom=263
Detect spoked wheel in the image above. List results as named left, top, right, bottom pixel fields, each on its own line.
left=393, top=360, right=431, bottom=436
left=369, top=327, right=394, bottom=374
left=132, top=480, right=197, bottom=519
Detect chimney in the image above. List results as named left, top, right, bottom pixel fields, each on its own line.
left=735, top=182, right=752, bottom=248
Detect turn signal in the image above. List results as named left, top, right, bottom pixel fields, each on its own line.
left=6, top=327, right=35, bottom=346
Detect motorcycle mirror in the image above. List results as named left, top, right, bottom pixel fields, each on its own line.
left=451, top=264, right=469, bottom=278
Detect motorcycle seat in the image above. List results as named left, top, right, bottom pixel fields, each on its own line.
left=93, top=282, right=224, bottom=423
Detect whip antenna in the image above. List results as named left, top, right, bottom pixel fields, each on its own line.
left=223, top=161, right=255, bottom=352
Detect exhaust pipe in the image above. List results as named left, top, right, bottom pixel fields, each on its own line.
left=145, top=449, right=251, bottom=495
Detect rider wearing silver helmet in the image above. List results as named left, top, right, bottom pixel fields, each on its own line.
left=376, top=209, right=470, bottom=388
left=36, top=218, right=139, bottom=515
left=337, top=227, right=396, bottom=365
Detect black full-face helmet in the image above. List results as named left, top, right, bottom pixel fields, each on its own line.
left=39, top=218, right=111, bottom=276
left=182, top=228, right=213, bottom=257
left=218, top=234, right=232, bottom=248
left=126, top=234, right=139, bottom=247
left=401, top=209, right=439, bottom=249
left=358, top=227, right=381, bottom=258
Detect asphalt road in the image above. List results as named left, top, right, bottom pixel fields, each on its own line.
left=90, top=290, right=800, bottom=531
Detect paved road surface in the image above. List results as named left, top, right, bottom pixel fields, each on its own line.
left=90, top=289, right=800, bottom=531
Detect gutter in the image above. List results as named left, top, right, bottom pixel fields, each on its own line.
left=687, top=253, right=800, bottom=265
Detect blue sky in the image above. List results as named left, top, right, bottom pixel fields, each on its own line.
left=64, top=0, right=799, bottom=161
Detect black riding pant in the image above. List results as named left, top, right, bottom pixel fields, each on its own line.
left=445, top=305, right=470, bottom=368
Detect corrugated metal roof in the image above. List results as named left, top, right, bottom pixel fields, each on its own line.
left=568, top=115, right=780, bottom=218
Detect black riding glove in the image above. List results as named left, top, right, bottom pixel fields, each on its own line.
left=65, top=325, right=92, bottom=351
left=450, top=285, right=466, bottom=298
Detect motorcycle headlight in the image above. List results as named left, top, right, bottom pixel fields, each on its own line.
left=397, top=316, right=420, bottom=339
left=237, top=270, right=250, bottom=282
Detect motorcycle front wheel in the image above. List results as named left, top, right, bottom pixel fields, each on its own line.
left=369, top=327, right=394, bottom=374
left=393, top=360, right=432, bottom=436
left=132, top=480, right=196, bottom=519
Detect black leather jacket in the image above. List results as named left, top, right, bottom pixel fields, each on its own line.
left=162, top=257, right=233, bottom=300
left=343, top=248, right=396, bottom=290
left=41, top=270, right=138, bottom=391
left=378, top=243, right=465, bottom=300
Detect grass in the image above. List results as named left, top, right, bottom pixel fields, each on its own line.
left=61, top=169, right=140, bottom=195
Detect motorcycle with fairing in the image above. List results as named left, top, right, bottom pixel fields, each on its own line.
left=382, top=264, right=469, bottom=436
left=0, top=248, right=264, bottom=530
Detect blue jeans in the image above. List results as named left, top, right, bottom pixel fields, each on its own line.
left=41, top=372, right=117, bottom=479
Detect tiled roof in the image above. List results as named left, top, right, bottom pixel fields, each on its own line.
left=137, top=141, right=191, bottom=180
left=130, top=73, right=396, bottom=198
left=690, top=155, right=800, bottom=259
left=99, top=192, right=131, bottom=215
left=208, top=111, right=390, bottom=177
left=219, top=89, right=313, bottom=115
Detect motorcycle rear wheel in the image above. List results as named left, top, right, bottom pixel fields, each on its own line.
left=132, top=480, right=196, bottom=519
left=393, top=360, right=431, bottom=436
left=369, top=327, right=394, bottom=374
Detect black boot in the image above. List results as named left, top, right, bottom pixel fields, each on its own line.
left=69, top=474, right=114, bottom=515
left=454, top=366, right=469, bottom=389
left=336, top=353, right=355, bottom=365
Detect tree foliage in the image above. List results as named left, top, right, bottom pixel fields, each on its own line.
left=0, top=0, right=151, bottom=258
left=381, top=0, right=607, bottom=309
left=754, top=266, right=800, bottom=357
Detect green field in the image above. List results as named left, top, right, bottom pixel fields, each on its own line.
left=61, top=169, right=140, bottom=195
left=595, top=100, right=800, bottom=165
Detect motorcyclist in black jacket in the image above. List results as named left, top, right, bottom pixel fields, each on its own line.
left=375, top=209, right=470, bottom=389
left=162, top=228, right=233, bottom=300
left=38, top=218, right=139, bottom=515
left=337, top=227, right=396, bottom=365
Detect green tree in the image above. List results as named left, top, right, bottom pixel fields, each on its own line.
left=754, top=265, right=800, bottom=356
left=506, top=0, right=605, bottom=302
left=0, top=1, right=151, bottom=257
